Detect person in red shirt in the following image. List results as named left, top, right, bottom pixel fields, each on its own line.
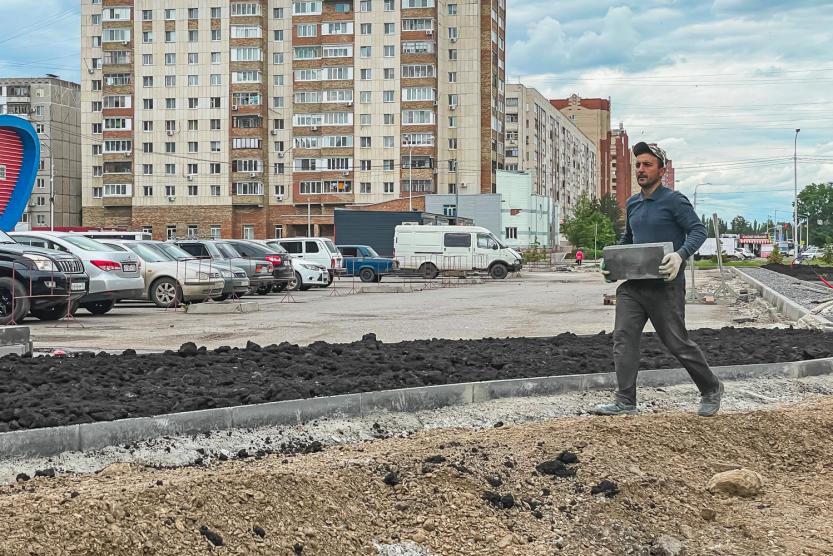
left=575, top=248, right=584, bottom=266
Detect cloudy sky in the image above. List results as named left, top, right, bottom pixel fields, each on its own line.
left=1, top=0, right=831, bottom=226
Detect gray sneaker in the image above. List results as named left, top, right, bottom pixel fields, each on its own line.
left=698, top=381, right=724, bottom=417
left=591, top=401, right=638, bottom=416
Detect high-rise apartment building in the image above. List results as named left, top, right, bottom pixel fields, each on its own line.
left=504, top=84, right=598, bottom=221
left=610, top=123, right=634, bottom=210
left=550, top=94, right=611, bottom=200
left=0, top=76, right=81, bottom=228
left=80, top=0, right=505, bottom=240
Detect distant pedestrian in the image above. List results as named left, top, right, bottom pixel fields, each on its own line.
left=575, top=249, right=584, bottom=266
left=594, top=142, right=723, bottom=417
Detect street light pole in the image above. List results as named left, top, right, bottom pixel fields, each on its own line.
left=39, top=138, right=55, bottom=231
left=689, top=182, right=711, bottom=298
left=794, top=128, right=800, bottom=254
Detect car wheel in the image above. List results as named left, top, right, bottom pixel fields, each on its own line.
left=489, top=263, right=509, bottom=280
left=256, top=285, right=272, bottom=295
left=273, top=282, right=287, bottom=293
left=150, top=277, right=183, bottom=308
left=419, top=262, right=439, bottom=280
left=81, top=299, right=115, bottom=315
left=359, top=268, right=376, bottom=283
left=289, top=272, right=302, bottom=291
left=317, top=272, right=333, bottom=288
left=213, top=293, right=229, bottom=301
left=29, top=302, right=70, bottom=321
left=0, top=277, right=29, bottom=325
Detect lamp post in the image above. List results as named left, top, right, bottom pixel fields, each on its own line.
left=39, top=137, right=54, bottom=231
left=688, top=182, right=711, bottom=298
left=408, top=143, right=413, bottom=211
left=793, top=128, right=800, bottom=253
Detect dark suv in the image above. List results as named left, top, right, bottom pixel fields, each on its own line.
left=0, top=230, right=90, bottom=323
left=220, top=240, right=294, bottom=293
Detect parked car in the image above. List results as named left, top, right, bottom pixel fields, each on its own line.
left=99, top=241, right=225, bottom=307
left=337, top=244, right=399, bottom=282
left=220, top=239, right=294, bottom=293
left=733, top=247, right=755, bottom=260
left=270, top=237, right=343, bottom=286
left=143, top=241, right=250, bottom=299
left=170, top=239, right=274, bottom=294
left=0, top=231, right=89, bottom=323
left=288, top=259, right=329, bottom=291
left=394, top=224, right=523, bottom=280
left=799, top=246, right=824, bottom=260
left=9, top=231, right=144, bottom=315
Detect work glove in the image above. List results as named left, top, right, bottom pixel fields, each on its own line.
left=659, top=252, right=683, bottom=282
left=599, top=258, right=616, bottom=283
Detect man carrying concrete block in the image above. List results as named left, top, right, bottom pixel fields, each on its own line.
left=593, top=142, right=724, bottom=417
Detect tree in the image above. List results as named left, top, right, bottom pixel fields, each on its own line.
left=730, top=215, right=752, bottom=235
left=767, top=244, right=784, bottom=265
left=797, top=182, right=833, bottom=247
left=562, top=194, right=617, bottom=255
left=596, top=193, right=624, bottom=237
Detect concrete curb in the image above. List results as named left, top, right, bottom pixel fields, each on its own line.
left=2, top=357, right=832, bottom=459
left=730, top=267, right=811, bottom=321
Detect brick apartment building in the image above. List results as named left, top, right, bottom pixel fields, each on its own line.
left=504, top=83, right=598, bottom=222
left=80, top=0, right=506, bottom=240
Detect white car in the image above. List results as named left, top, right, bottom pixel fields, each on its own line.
left=288, top=259, right=330, bottom=291
left=269, top=237, right=343, bottom=286
left=800, top=246, right=824, bottom=260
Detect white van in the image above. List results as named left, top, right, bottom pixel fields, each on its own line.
left=270, top=237, right=343, bottom=285
left=394, top=224, right=522, bottom=279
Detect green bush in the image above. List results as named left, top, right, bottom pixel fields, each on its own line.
left=767, top=244, right=784, bottom=265
left=822, top=244, right=833, bottom=265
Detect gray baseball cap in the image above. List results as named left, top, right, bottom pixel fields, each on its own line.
left=633, top=142, right=667, bottom=167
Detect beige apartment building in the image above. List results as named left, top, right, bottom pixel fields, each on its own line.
left=504, top=83, right=598, bottom=221
left=80, top=0, right=506, bottom=240
left=0, top=76, right=81, bottom=228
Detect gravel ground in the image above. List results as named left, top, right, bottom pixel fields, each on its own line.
left=3, top=371, right=833, bottom=485
left=737, top=267, right=833, bottom=322
left=3, top=328, right=833, bottom=431
left=1, top=389, right=832, bottom=555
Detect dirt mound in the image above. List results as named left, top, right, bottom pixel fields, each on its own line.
left=763, top=263, right=833, bottom=282
left=1, top=328, right=832, bottom=432
left=2, top=398, right=832, bottom=555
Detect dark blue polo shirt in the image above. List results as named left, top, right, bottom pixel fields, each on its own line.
left=619, top=186, right=707, bottom=282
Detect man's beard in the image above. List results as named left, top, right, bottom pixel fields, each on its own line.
left=638, top=176, right=660, bottom=190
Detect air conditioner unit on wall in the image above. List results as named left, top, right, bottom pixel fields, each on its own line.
left=277, top=152, right=284, bottom=158
left=166, top=130, right=174, bottom=136
left=310, top=126, right=318, bottom=131
left=167, top=195, right=176, bottom=202
left=276, top=193, right=284, bottom=200
left=186, top=175, right=193, bottom=181
left=426, top=29, right=433, bottom=36
left=271, top=129, right=279, bottom=135
left=232, top=105, right=239, bottom=111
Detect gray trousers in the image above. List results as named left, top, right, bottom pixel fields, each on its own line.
left=613, top=279, right=720, bottom=406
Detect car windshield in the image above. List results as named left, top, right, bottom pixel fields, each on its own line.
left=61, top=235, right=115, bottom=251
left=490, top=234, right=507, bottom=249
left=324, top=239, right=339, bottom=254
left=148, top=242, right=194, bottom=260
left=230, top=241, right=273, bottom=257
left=124, top=242, right=171, bottom=262
left=216, top=243, right=241, bottom=258
left=266, top=242, right=288, bottom=254
left=0, top=231, right=14, bottom=244
left=101, top=242, right=128, bottom=252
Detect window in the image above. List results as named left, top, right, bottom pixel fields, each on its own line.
left=448, top=94, right=458, bottom=107
left=211, top=141, right=221, bottom=152
left=449, top=49, right=458, bottom=61
left=164, top=75, right=176, bottom=87
left=166, top=185, right=176, bottom=198
left=212, top=29, right=221, bottom=40
left=360, top=137, right=372, bottom=148
left=384, top=23, right=395, bottom=34
left=211, top=185, right=221, bottom=197
left=231, top=3, right=261, bottom=16
left=103, top=183, right=129, bottom=197
left=188, top=142, right=198, bottom=153
left=448, top=138, right=458, bottom=149
left=505, top=227, right=518, bottom=240
left=384, top=45, right=395, bottom=57
left=234, top=182, right=263, bottom=195
left=231, top=25, right=261, bottom=38
left=404, top=0, right=434, bottom=6
left=384, top=181, right=394, bottom=193
left=211, top=7, right=221, bottom=18
left=188, top=185, right=198, bottom=196
left=186, top=224, right=198, bottom=238
left=383, top=90, right=395, bottom=102
left=142, top=121, right=153, bottom=132
left=165, top=30, right=176, bottom=43
left=360, top=182, right=371, bottom=193
left=188, top=74, right=199, bottom=86
left=143, top=31, right=153, bottom=43
left=384, top=68, right=395, bottom=79
left=189, top=30, right=199, bottom=42
left=143, top=142, right=153, bottom=153
left=402, top=41, right=434, bottom=54
left=164, top=8, right=175, bottom=20
left=402, top=64, right=435, bottom=78
left=360, top=69, right=372, bottom=80
left=384, top=0, right=394, bottom=11
left=402, top=87, right=434, bottom=101
left=273, top=7, right=284, bottom=18
left=167, top=226, right=177, bottom=240
left=383, top=160, right=394, bottom=171
left=293, top=2, right=322, bottom=15
left=402, top=109, right=434, bottom=124
left=232, top=47, right=262, bottom=61
left=242, top=225, right=255, bottom=240
left=448, top=27, right=458, bottom=40
left=142, top=164, right=153, bottom=175
left=384, top=113, right=395, bottom=125
left=444, top=232, right=470, bottom=247
left=323, top=22, right=352, bottom=35
left=448, top=71, right=457, bottom=83
left=188, top=52, right=199, bottom=65
left=360, top=23, right=371, bottom=34
left=448, top=116, right=457, bottom=128
left=402, top=18, right=432, bottom=31
left=102, top=28, right=130, bottom=42
left=360, top=0, right=372, bottom=11
left=211, top=52, right=221, bottom=64
left=360, top=46, right=372, bottom=58
left=334, top=2, right=351, bottom=12
left=448, top=3, right=457, bottom=15
left=165, top=142, right=176, bottom=153
left=92, top=187, right=102, bottom=199
left=142, top=9, right=152, bottom=20
left=360, top=160, right=371, bottom=170
left=294, top=46, right=321, bottom=60
left=143, top=186, right=153, bottom=196
left=323, top=45, right=352, bottom=57
left=142, top=53, right=153, bottom=65
left=165, top=164, right=176, bottom=175
left=325, top=66, right=353, bottom=80
left=210, top=163, right=221, bottom=174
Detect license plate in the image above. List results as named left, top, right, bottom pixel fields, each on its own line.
left=122, top=263, right=137, bottom=272
left=71, top=282, right=86, bottom=291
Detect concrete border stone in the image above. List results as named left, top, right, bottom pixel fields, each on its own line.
left=731, top=267, right=810, bottom=321
left=2, top=357, right=832, bottom=459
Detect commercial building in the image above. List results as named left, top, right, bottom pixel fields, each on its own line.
left=0, top=76, right=81, bottom=228
left=504, top=84, right=598, bottom=222
left=495, top=169, right=554, bottom=248
left=80, top=0, right=506, bottom=240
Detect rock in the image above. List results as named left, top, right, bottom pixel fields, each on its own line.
left=383, top=472, right=400, bottom=486
left=699, top=508, right=717, bottom=521
left=711, top=461, right=743, bottom=472
left=706, top=468, right=763, bottom=498
left=253, top=525, right=266, bottom=538
left=178, top=342, right=198, bottom=356
left=34, top=468, right=56, bottom=478
left=497, top=534, right=514, bottom=548
left=199, top=526, right=223, bottom=547
left=652, top=534, right=685, bottom=556
left=15, top=473, right=30, bottom=482
left=590, top=480, right=619, bottom=498
left=422, top=519, right=436, bottom=532
left=536, top=460, right=576, bottom=478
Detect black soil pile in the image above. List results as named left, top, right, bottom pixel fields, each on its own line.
left=1, top=328, right=831, bottom=432
left=763, top=263, right=833, bottom=283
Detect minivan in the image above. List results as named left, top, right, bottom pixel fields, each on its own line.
left=394, top=224, right=522, bottom=279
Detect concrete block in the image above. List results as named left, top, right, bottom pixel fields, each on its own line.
left=0, top=326, right=30, bottom=346
left=232, top=394, right=362, bottom=428
left=0, top=424, right=81, bottom=458
left=0, top=345, right=30, bottom=357
left=184, top=301, right=259, bottom=314
left=361, top=383, right=473, bottom=414
left=603, top=243, right=674, bottom=281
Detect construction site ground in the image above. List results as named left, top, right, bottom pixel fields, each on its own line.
left=3, top=269, right=831, bottom=554
left=26, top=269, right=781, bottom=352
